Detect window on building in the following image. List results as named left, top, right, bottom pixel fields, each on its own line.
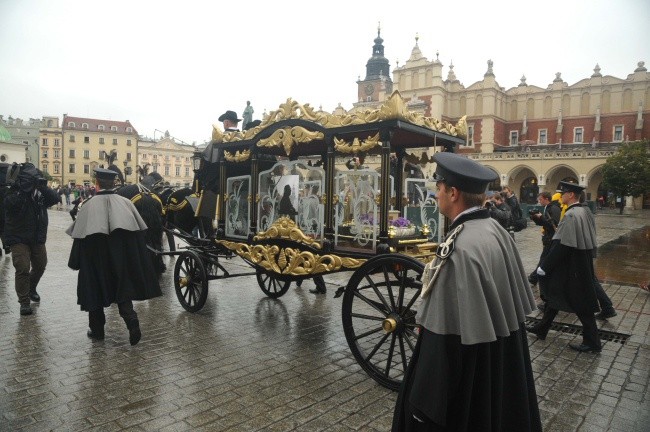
left=54, top=138, right=59, bottom=147
left=185, top=157, right=190, bottom=163
left=42, top=164, right=48, bottom=174
left=574, top=127, right=584, bottom=143
left=83, top=164, right=90, bottom=174
left=613, top=125, right=624, bottom=142
left=112, top=138, right=118, bottom=145
left=98, top=125, right=105, bottom=131
left=126, top=127, right=132, bottom=133
left=53, top=164, right=60, bottom=174
left=175, top=166, right=180, bottom=176
left=111, top=126, right=118, bottom=132
left=42, top=138, right=48, bottom=146
left=153, top=154, right=157, bottom=160
left=164, top=166, right=170, bottom=176
left=54, top=149, right=60, bottom=158
left=127, top=139, right=132, bottom=146
left=185, top=167, right=190, bottom=177
left=42, top=149, right=48, bottom=158
left=465, top=125, right=474, bottom=147
left=99, top=137, right=104, bottom=144
left=68, top=122, right=75, bottom=128
left=69, top=164, right=76, bottom=173
left=99, top=150, right=105, bottom=159
left=83, top=150, right=89, bottom=159
left=84, top=136, right=90, bottom=144
left=153, top=164, right=158, bottom=172
left=69, top=149, right=75, bottom=158
left=69, top=135, right=75, bottom=142
left=538, top=129, right=548, bottom=144
left=165, top=155, right=170, bottom=161
left=82, top=123, right=89, bottom=129
left=509, top=131, right=519, bottom=146
left=127, top=152, right=132, bottom=161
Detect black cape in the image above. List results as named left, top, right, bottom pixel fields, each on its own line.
left=67, top=192, right=161, bottom=311
left=393, top=210, right=541, bottom=432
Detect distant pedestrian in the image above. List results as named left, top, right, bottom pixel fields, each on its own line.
left=66, top=168, right=162, bottom=345
left=527, top=181, right=602, bottom=352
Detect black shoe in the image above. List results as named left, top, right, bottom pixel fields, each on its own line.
left=569, top=343, right=601, bottom=353
left=309, top=288, right=326, bottom=294
left=29, top=291, right=40, bottom=302
left=525, top=325, right=546, bottom=340
left=595, top=309, right=617, bottom=320
left=128, top=319, right=141, bottom=346
left=87, top=329, right=105, bottom=340
left=20, top=304, right=33, bottom=315
left=537, top=302, right=546, bottom=312
left=528, top=274, right=538, bottom=285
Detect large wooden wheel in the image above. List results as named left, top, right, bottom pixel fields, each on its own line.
left=174, top=250, right=209, bottom=312
left=256, top=271, right=291, bottom=299
left=342, top=254, right=423, bottom=391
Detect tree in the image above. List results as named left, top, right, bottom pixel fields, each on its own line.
left=601, top=141, right=650, bottom=214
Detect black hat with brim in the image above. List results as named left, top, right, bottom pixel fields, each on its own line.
left=94, top=167, right=118, bottom=181
left=432, top=152, right=498, bottom=194
left=557, top=181, right=585, bottom=194
left=218, top=110, right=241, bottom=123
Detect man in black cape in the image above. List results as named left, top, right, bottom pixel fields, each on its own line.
left=392, top=152, right=541, bottom=431
left=527, top=181, right=602, bottom=352
left=66, top=168, right=161, bottom=345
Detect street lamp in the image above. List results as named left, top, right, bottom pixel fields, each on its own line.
left=191, top=151, right=203, bottom=193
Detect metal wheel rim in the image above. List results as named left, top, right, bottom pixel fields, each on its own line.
left=174, top=251, right=208, bottom=312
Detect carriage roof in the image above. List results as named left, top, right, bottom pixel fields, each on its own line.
left=208, top=91, right=467, bottom=161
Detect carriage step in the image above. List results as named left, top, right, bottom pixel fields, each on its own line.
left=411, top=242, right=438, bottom=253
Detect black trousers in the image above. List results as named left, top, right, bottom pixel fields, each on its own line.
left=532, top=307, right=601, bottom=349
left=88, top=301, right=138, bottom=333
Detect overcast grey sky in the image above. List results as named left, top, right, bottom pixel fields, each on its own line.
left=1, top=0, right=648, bottom=145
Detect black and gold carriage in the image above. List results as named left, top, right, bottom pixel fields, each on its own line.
left=171, top=91, right=466, bottom=390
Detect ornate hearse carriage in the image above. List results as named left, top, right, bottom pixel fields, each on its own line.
left=169, top=91, right=467, bottom=389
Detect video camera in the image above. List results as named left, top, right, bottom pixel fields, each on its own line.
left=7, top=162, right=47, bottom=193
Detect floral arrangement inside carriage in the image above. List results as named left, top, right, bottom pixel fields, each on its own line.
left=194, top=91, right=467, bottom=274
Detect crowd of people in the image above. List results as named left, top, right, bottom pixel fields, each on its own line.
left=53, top=184, right=97, bottom=210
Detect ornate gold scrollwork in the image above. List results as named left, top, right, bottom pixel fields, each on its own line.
left=224, top=149, right=251, bottom=162
left=253, top=217, right=321, bottom=249
left=211, top=92, right=465, bottom=144
left=334, top=133, right=381, bottom=154
left=218, top=240, right=366, bottom=276
left=257, top=126, right=324, bottom=156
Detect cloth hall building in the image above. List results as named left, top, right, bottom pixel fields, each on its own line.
left=351, top=30, right=650, bottom=208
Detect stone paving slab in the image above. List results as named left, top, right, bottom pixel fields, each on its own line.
left=0, top=208, right=648, bottom=431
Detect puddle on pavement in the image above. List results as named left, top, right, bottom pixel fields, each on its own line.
left=594, top=226, right=650, bottom=286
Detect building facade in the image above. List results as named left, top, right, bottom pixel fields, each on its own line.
left=353, top=32, right=650, bottom=207
left=138, top=131, right=196, bottom=187
left=0, top=124, right=28, bottom=165
left=58, top=115, right=139, bottom=186
left=0, top=115, right=42, bottom=163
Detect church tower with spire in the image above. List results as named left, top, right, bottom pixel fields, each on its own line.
left=355, top=24, right=393, bottom=108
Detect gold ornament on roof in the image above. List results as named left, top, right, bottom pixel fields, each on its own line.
left=257, top=126, right=324, bottom=156
left=334, top=133, right=381, bottom=154
left=210, top=91, right=466, bottom=144
left=223, top=149, right=251, bottom=162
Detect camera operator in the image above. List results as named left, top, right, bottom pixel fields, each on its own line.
left=484, top=192, right=512, bottom=229
left=3, top=163, right=58, bottom=315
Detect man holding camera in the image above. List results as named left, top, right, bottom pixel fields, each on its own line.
left=3, top=163, right=59, bottom=315
left=528, top=192, right=561, bottom=290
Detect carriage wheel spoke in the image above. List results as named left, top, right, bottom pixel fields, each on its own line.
left=363, top=275, right=391, bottom=312
left=352, top=289, right=389, bottom=316
left=382, top=269, right=397, bottom=310
left=354, top=325, right=384, bottom=342
left=363, top=331, right=390, bottom=363
left=384, top=333, right=397, bottom=377
left=351, top=313, right=385, bottom=321
left=398, top=333, right=409, bottom=372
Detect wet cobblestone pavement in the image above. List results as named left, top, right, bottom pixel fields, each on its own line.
left=1, top=209, right=649, bottom=431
